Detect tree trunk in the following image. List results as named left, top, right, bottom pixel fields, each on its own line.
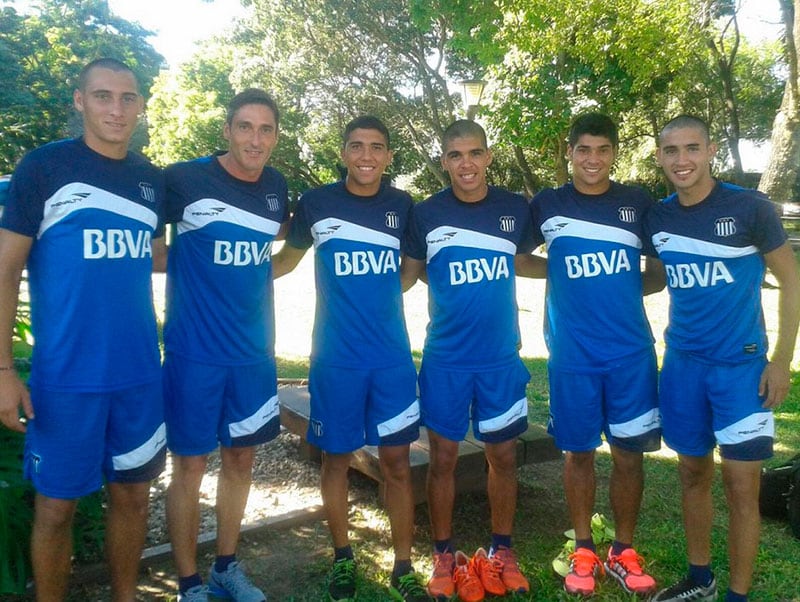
left=759, top=0, right=800, bottom=203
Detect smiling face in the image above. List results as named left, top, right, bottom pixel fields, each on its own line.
left=219, top=103, right=279, bottom=182
left=73, top=66, right=143, bottom=159
left=568, top=133, right=616, bottom=195
left=441, top=135, right=492, bottom=203
left=342, top=127, right=393, bottom=196
left=657, top=125, right=717, bottom=205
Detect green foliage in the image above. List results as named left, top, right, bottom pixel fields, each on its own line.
left=552, top=513, right=616, bottom=577
left=0, top=0, right=164, bottom=171
left=0, top=429, right=31, bottom=594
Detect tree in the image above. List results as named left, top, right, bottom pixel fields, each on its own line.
left=760, top=0, right=800, bottom=203
left=0, top=0, right=163, bottom=172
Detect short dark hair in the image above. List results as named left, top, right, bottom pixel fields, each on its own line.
left=442, top=119, right=487, bottom=152
left=343, top=116, right=390, bottom=148
left=568, top=113, right=618, bottom=147
left=226, top=88, right=280, bottom=129
left=78, top=58, right=138, bottom=92
left=659, top=114, right=711, bottom=146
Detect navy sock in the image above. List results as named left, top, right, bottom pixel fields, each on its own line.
left=434, top=539, right=453, bottom=555
left=214, top=554, right=236, bottom=573
left=489, top=533, right=512, bottom=555
left=334, top=545, right=354, bottom=561
left=178, top=573, right=202, bottom=594
left=610, top=540, right=631, bottom=556
left=725, top=590, right=747, bottom=602
left=688, top=564, right=714, bottom=588
left=392, top=559, right=413, bottom=582
left=575, top=538, right=596, bottom=553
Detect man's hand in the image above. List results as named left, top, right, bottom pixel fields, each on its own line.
left=759, top=361, right=791, bottom=409
left=0, top=370, right=33, bottom=432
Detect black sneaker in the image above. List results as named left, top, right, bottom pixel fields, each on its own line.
left=652, top=577, right=717, bottom=601
left=389, top=570, right=433, bottom=602
left=328, top=558, right=356, bottom=601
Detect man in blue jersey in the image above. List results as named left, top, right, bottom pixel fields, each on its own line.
left=402, top=120, right=532, bottom=601
left=645, top=115, right=800, bottom=602
left=516, top=113, right=663, bottom=597
left=162, top=89, right=288, bottom=602
left=0, top=58, right=166, bottom=602
left=272, top=116, right=430, bottom=602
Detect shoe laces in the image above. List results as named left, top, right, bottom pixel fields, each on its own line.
left=432, top=552, right=454, bottom=578
left=493, top=546, right=522, bottom=575
left=610, top=548, right=646, bottom=575
left=331, top=558, right=356, bottom=585
left=218, top=562, right=254, bottom=596
left=568, top=548, right=604, bottom=577
left=395, top=572, right=428, bottom=597
left=475, top=552, right=503, bottom=580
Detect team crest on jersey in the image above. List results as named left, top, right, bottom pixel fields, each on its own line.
left=714, top=217, right=736, bottom=237
left=265, top=193, right=280, bottom=212
left=618, top=206, right=636, bottom=223
left=385, top=211, right=399, bottom=229
left=138, top=182, right=156, bottom=203
left=499, top=215, right=516, bottom=232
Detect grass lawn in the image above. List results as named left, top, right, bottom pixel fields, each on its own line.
left=274, top=355, right=800, bottom=601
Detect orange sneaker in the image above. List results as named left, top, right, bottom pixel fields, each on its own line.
left=426, top=551, right=455, bottom=599
left=453, top=550, right=484, bottom=602
left=564, top=547, right=604, bottom=596
left=605, top=548, right=656, bottom=595
left=470, top=548, right=505, bottom=596
left=491, top=546, right=530, bottom=594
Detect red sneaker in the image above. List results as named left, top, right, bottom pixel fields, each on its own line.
left=426, top=551, right=455, bottom=599
left=470, top=548, right=505, bottom=596
left=564, top=547, right=604, bottom=596
left=604, top=548, right=656, bottom=595
left=491, top=546, right=530, bottom=594
left=453, top=550, right=484, bottom=602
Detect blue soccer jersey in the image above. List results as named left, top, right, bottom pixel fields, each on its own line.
left=405, top=186, right=533, bottom=370
left=1, top=138, right=164, bottom=391
left=643, top=182, right=786, bottom=363
left=286, top=181, right=413, bottom=368
left=164, top=156, right=288, bottom=364
left=531, top=182, right=656, bottom=371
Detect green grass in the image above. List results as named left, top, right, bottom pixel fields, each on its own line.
left=269, top=355, right=800, bottom=601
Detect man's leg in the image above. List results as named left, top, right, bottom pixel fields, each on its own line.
left=216, top=445, right=256, bottom=556
left=321, top=451, right=354, bottom=548
left=426, top=431, right=458, bottom=541
left=721, top=458, right=762, bottom=596
left=484, top=439, right=518, bottom=536
left=106, top=481, right=152, bottom=602
left=677, top=453, right=715, bottom=566
left=563, top=450, right=596, bottom=542
left=31, top=494, right=78, bottom=602
left=378, top=444, right=414, bottom=562
left=608, top=446, right=644, bottom=545
left=166, top=454, right=208, bottom=578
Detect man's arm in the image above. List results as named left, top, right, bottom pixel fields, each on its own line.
left=760, top=242, right=800, bottom=408
left=514, top=252, right=547, bottom=279
left=642, top=257, right=666, bottom=295
left=272, top=243, right=307, bottom=279
left=0, top=229, right=34, bottom=432
left=151, top=235, right=167, bottom=273
left=400, top=255, right=426, bottom=291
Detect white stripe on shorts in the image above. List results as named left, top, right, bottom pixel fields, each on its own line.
left=377, top=399, right=420, bottom=438
left=608, top=408, right=661, bottom=440
left=228, top=394, right=280, bottom=439
left=715, top=412, right=774, bottom=446
left=112, top=423, right=166, bottom=472
left=478, top=397, right=528, bottom=434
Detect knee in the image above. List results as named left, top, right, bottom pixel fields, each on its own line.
left=222, top=446, right=256, bottom=476
left=429, top=443, right=458, bottom=476
left=35, top=496, right=78, bottom=531
left=379, top=447, right=411, bottom=482
left=486, top=442, right=517, bottom=475
left=678, top=457, right=714, bottom=489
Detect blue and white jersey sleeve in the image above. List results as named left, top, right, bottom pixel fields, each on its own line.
left=2, top=138, right=164, bottom=391
left=530, top=183, right=655, bottom=370
left=407, top=186, right=530, bottom=370
left=163, top=157, right=289, bottom=365
left=643, top=183, right=786, bottom=363
left=288, top=182, right=413, bottom=368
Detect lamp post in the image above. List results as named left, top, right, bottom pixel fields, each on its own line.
left=460, top=79, right=486, bottom=121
